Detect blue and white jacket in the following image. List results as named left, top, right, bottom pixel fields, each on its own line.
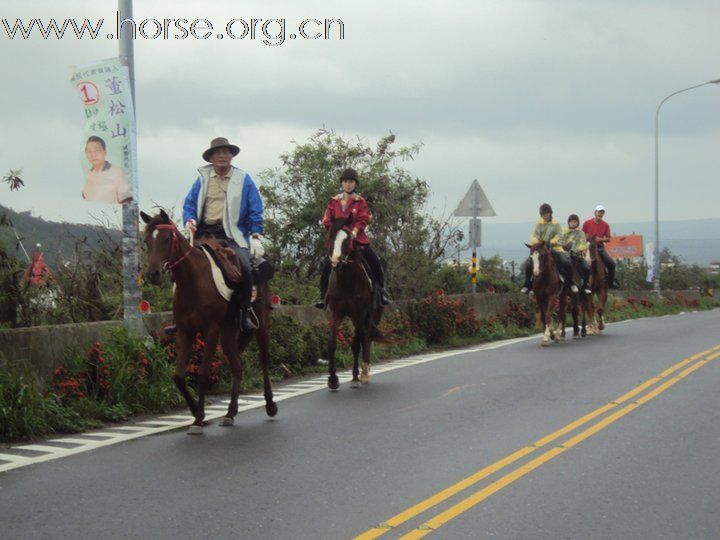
left=182, top=164, right=263, bottom=248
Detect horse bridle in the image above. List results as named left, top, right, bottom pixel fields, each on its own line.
left=154, top=223, right=193, bottom=271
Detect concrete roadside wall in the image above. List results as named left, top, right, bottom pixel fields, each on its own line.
left=0, top=290, right=701, bottom=379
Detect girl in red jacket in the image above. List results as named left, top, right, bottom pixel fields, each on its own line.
left=315, top=167, right=391, bottom=308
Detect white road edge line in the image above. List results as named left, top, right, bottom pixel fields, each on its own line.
left=0, top=327, right=605, bottom=474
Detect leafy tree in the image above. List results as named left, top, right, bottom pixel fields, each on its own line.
left=259, top=129, right=461, bottom=299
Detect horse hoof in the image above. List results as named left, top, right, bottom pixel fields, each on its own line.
left=360, top=374, right=370, bottom=385
left=265, top=401, right=278, bottom=417
left=573, top=334, right=581, bottom=339
left=350, top=379, right=361, bottom=389
left=219, top=416, right=234, bottom=427
left=541, top=340, right=550, bottom=347
left=328, top=375, right=339, bottom=391
left=187, top=424, right=204, bottom=435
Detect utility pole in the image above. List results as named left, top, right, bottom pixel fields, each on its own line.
left=118, top=0, right=144, bottom=334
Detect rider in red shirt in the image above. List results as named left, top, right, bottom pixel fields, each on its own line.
left=315, top=168, right=391, bottom=309
left=582, top=204, right=620, bottom=289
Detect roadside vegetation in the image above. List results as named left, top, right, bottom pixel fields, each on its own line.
left=2, top=290, right=718, bottom=443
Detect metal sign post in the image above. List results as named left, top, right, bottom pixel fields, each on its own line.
left=118, top=0, right=144, bottom=334
left=453, top=180, right=496, bottom=293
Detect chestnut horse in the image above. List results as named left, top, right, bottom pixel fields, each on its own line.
left=325, top=218, right=384, bottom=390
left=141, top=210, right=277, bottom=434
left=588, top=237, right=608, bottom=333
left=525, top=241, right=562, bottom=346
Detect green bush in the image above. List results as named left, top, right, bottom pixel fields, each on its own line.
left=0, top=361, right=87, bottom=442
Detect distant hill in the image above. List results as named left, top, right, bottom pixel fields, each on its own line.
left=0, top=205, right=122, bottom=266
left=2, top=205, right=717, bottom=269
left=459, top=218, right=720, bottom=266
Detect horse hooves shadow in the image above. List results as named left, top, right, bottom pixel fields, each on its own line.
left=265, top=401, right=278, bottom=417
left=328, top=375, right=340, bottom=391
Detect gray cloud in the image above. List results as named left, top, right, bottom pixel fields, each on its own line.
left=1, top=0, right=719, bottom=228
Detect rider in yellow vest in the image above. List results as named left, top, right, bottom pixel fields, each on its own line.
left=559, top=214, right=592, bottom=295
left=520, top=203, right=578, bottom=294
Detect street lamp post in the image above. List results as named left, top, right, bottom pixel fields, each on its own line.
left=653, top=78, right=720, bottom=296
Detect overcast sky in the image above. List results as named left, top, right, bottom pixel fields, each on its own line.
left=1, top=0, right=719, bottom=228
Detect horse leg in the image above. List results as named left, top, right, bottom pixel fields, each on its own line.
left=598, top=290, right=607, bottom=331
left=219, top=325, right=244, bottom=426
left=256, top=318, right=278, bottom=417
left=558, top=294, right=567, bottom=340
left=360, top=323, right=372, bottom=385
left=187, top=327, right=219, bottom=434
left=571, top=297, right=580, bottom=338
left=173, top=331, right=199, bottom=422
left=327, top=318, right=340, bottom=390
left=540, top=299, right=551, bottom=346
left=350, top=326, right=362, bottom=389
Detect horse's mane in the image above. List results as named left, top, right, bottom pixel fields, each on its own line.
left=326, top=217, right=350, bottom=250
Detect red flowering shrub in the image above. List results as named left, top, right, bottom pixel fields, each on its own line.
left=500, top=300, right=534, bottom=329
left=407, top=293, right=479, bottom=343
left=165, top=333, right=225, bottom=388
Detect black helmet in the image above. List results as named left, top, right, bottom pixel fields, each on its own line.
left=340, top=167, right=359, bottom=186
left=568, top=213, right=579, bottom=224
left=539, top=203, right=553, bottom=215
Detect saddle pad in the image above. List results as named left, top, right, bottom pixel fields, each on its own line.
left=202, top=248, right=234, bottom=302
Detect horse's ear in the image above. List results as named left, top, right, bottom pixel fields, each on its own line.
left=159, top=209, right=170, bottom=223
left=140, top=211, right=152, bottom=224
left=524, top=243, right=532, bottom=249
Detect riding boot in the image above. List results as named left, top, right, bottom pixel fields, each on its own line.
left=520, top=266, right=532, bottom=294
left=315, top=260, right=331, bottom=309
left=606, top=264, right=620, bottom=289
left=236, top=275, right=258, bottom=333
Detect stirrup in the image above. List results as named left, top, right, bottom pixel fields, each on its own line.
left=240, top=307, right=259, bottom=333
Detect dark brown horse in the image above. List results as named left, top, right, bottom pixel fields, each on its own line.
left=558, top=251, right=593, bottom=339
left=525, top=241, right=562, bottom=346
left=141, top=210, right=277, bottom=434
left=588, top=237, right=608, bottom=333
left=325, top=218, right=384, bottom=389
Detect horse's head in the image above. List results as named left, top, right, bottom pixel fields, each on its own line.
left=140, top=209, right=176, bottom=285
left=525, top=241, right=549, bottom=277
left=327, top=217, right=354, bottom=268
left=587, top=235, right=598, bottom=258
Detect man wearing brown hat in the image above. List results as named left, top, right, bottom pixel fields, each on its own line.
left=182, top=137, right=264, bottom=332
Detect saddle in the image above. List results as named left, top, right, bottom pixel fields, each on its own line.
left=196, top=236, right=275, bottom=289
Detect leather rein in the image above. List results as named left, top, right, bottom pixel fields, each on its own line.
left=154, top=223, right=193, bottom=271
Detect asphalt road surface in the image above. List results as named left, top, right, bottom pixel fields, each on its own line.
left=2, top=309, right=719, bottom=540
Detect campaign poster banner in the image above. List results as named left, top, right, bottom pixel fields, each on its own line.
left=70, top=57, right=136, bottom=205
left=606, top=234, right=643, bottom=259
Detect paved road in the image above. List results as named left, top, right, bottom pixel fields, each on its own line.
left=2, top=310, right=719, bottom=539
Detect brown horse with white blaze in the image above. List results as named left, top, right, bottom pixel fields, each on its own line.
left=325, top=217, right=384, bottom=390
left=141, top=210, right=277, bottom=434
left=525, top=241, right=563, bottom=346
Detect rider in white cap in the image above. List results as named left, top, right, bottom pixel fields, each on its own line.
left=581, top=204, right=620, bottom=289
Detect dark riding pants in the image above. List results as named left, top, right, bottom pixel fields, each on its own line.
left=598, top=246, right=616, bottom=284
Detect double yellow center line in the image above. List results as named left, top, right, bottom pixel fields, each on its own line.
left=354, top=344, right=720, bottom=539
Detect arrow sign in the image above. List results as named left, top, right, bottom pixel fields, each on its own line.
left=453, top=180, right=496, bottom=217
